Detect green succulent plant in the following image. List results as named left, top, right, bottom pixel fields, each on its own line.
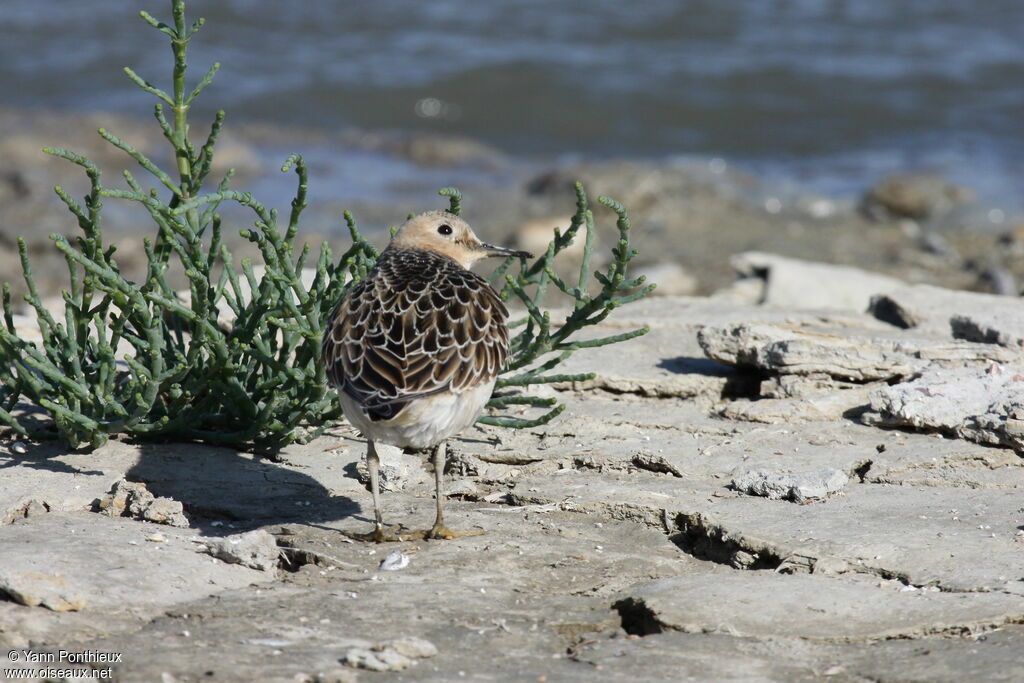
left=0, top=0, right=652, bottom=451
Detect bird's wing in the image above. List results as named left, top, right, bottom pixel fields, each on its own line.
left=322, top=251, right=510, bottom=421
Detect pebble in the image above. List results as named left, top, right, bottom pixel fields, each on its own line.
left=343, top=641, right=428, bottom=672
left=387, top=637, right=439, bottom=659
left=203, top=529, right=280, bottom=572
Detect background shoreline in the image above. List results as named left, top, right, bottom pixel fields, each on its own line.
left=1, top=105, right=1021, bottom=304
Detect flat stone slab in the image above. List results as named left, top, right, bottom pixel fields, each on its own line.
left=669, top=484, right=1024, bottom=593
left=617, top=573, right=1024, bottom=641
left=542, top=625, right=1024, bottom=682
left=699, top=322, right=1013, bottom=382
left=866, top=445, right=1024, bottom=489
left=561, top=630, right=833, bottom=681
left=511, top=470, right=1024, bottom=593
left=731, top=251, right=906, bottom=311
left=0, top=440, right=137, bottom=524
left=537, top=298, right=894, bottom=400
left=838, top=624, right=1024, bottom=681
left=865, top=364, right=1024, bottom=453
left=0, top=513, right=273, bottom=613
left=481, top=395, right=1019, bottom=493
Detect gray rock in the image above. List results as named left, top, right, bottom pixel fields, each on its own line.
left=952, top=309, right=1024, bottom=349
left=730, top=252, right=906, bottom=311
left=861, top=172, right=971, bottom=221
left=731, top=468, right=848, bottom=503
left=866, top=447, right=1024, bottom=489
left=840, top=626, right=1024, bottom=682
left=443, top=478, right=480, bottom=498
left=342, top=646, right=411, bottom=672
left=920, top=232, right=957, bottom=258
left=698, top=322, right=1011, bottom=383
left=341, top=637, right=437, bottom=672
left=865, top=364, right=1024, bottom=452
left=97, top=479, right=189, bottom=527
left=398, top=133, right=506, bottom=169
left=981, top=266, right=1018, bottom=296
left=203, top=529, right=280, bottom=572
left=386, top=636, right=438, bottom=659
left=633, top=452, right=684, bottom=477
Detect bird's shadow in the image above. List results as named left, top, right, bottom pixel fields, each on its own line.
left=2, top=434, right=365, bottom=536
left=127, top=440, right=363, bottom=535
left=0, top=440, right=105, bottom=476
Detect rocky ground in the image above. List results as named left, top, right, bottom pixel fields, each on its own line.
left=3, top=263, right=1024, bottom=682
left=3, top=106, right=1024, bottom=681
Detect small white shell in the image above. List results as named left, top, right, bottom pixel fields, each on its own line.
left=379, top=549, right=410, bottom=571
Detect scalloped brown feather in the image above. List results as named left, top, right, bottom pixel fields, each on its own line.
left=322, top=247, right=510, bottom=422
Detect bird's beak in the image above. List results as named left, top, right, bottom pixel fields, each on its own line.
left=478, top=242, right=533, bottom=259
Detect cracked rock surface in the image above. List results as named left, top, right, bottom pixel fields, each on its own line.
left=2, top=281, right=1024, bottom=681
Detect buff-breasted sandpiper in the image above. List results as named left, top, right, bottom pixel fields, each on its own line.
left=322, top=211, right=530, bottom=541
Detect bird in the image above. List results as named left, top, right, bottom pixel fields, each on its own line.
left=322, top=211, right=531, bottom=541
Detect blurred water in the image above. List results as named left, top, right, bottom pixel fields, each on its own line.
left=2, top=0, right=1023, bottom=202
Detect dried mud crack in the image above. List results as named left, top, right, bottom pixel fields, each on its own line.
left=669, top=511, right=785, bottom=570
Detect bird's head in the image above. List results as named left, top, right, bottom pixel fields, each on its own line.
left=388, top=211, right=532, bottom=269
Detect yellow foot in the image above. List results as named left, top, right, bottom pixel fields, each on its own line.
left=344, top=525, right=416, bottom=543
left=422, top=523, right=485, bottom=541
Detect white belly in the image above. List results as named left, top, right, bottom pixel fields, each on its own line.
left=338, top=379, right=495, bottom=450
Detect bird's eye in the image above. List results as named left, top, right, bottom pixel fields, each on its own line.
left=437, top=224, right=453, bottom=236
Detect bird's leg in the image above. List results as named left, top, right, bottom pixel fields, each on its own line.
left=428, top=441, right=447, bottom=535
left=424, top=441, right=483, bottom=540
left=367, top=439, right=385, bottom=534
left=347, top=439, right=410, bottom=542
